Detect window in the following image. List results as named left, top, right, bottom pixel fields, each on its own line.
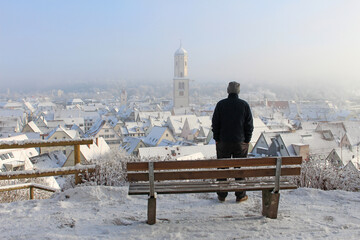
left=178, top=82, right=185, bottom=90
left=179, top=91, right=184, bottom=96
left=105, top=129, right=109, bottom=132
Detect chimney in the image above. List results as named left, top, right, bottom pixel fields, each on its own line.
left=96, top=137, right=99, bottom=146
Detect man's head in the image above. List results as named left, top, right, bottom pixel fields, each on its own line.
left=227, top=81, right=240, bottom=94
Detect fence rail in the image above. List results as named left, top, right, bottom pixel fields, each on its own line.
left=0, top=183, right=58, bottom=200
left=0, top=165, right=98, bottom=181
left=0, top=138, right=94, bottom=184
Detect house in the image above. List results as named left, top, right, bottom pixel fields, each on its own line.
left=67, top=98, right=84, bottom=106
left=135, top=111, right=171, bottom=123
left=121, top=137, right=146, bottom=156
left=30, top=151, right=66, bottom=189
left=167, top=115, right=197, bottom=137
left=265, top=131, right=339, bottom=160
left=2, top=101, right=23, bottom=110
left=36, top=101, right=57, bottom=112
left=138, top=144, right=216, bottom=160
left=84, top=119, right=121, bottom=148
left=325, top=148, right=357, bottom=169
left=33, top=115, right=50, bottom=133
left=70, top=124, right=85, bottom=137
left=63, top=137, right=110, bottom=167
left=0, top=134, right=39, bottom=172
left=40, top=125, right=79, bottom=157
left=315, top=121, right=346, bottom=143
left=180, top=116, right=211, bottom=142
left=0, top=135, right=60, bottom=190
left=122, top=122, right=147, bottom=137
left=171, top=107, right=194, bottom=116
left=0, top=109, right=27, bottom=133
left=143, top=126, right=176, bottom=147
left=0, top=116, right=22, bottom=133
left=250, top=117, right=270, bottom=152
left=251, top=132, right=278, bottom=156
left=340, top=121, right=360, bottom=150
left=22, top=121, right=43, bottom=134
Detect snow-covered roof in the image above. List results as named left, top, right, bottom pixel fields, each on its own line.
left=168, top=115, right=198, bottom=135
left=121, top=137, right=143, bottom=155
left=139, top=144, right=216, bottom=159
left=136, top=111, right=171, bottom=122
left=84, top=119, right=106, bottom=137
left=79, top=137, right=110, bottom=161
left=125, top=122, right=146, bottom=134
left=26, top=121, right=43, bottom=133
left=143, top=126, right=169, bottom=147
left=46, top=125, right=78, bottom=140
left=343, top=121, right=360, bottom=146
left=278, top=131, right=338, bottom=156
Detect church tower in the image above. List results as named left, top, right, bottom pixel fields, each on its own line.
left=173, top=44, right=189, bottom=108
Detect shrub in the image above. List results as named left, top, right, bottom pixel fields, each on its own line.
left=292, top=157, right=360, bottom=192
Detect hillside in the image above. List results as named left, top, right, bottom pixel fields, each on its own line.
left=1, top=186, right=359, bottom=239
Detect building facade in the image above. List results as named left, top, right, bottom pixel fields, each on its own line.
left=173, top=45, right=190, bottom=108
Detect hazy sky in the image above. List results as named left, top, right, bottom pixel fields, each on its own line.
left=1, top=0, right=360, bottom=91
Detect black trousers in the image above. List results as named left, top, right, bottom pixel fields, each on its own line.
left=216, top=142, right=249, bottom=199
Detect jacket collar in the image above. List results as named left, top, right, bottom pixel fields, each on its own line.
left=228, top=93, right=239, bottom=99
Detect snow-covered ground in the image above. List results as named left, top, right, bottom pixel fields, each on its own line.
left=1, top=186, right=359, bottom=239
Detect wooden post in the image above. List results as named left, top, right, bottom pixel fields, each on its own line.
left=147, top=195, right=157, bottom=225
left=262, top=190, right=280, bottom=219
left=147, top=162, right=157, bottom=224
left=30, top=186, right=34, bottom=200
left=74, top=144, right=81, bottom=185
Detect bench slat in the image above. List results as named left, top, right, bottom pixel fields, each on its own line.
left=129, top=180, right=294, bottom=190
left=128, top=181, right=297, bottom=195
left=127, top=167, right=301, bottom=181
left=127, top=157, right=302, bottom=171
left=129, top=179, right=284, bottom=187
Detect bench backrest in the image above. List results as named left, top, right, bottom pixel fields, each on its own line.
left=126, top=156, right=302, bottom=182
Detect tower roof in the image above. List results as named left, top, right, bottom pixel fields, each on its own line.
left=175, top=46, right=187, bottom=56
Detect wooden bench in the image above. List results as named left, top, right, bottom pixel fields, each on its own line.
left=127, top=156, right=302, bottom=224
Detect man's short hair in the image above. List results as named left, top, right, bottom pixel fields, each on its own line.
left=227, top=81, right=240, bottom=94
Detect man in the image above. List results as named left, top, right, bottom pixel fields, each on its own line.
left=212, top=81, right=254, bottom=202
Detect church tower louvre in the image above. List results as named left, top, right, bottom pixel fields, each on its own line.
left=173, top=44, right=189, bottom=108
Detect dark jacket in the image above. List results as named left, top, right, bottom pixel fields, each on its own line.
left=212, top=93, right=253, bottom=143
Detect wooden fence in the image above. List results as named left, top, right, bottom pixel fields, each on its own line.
left=0, top=139, right=98, bottom=199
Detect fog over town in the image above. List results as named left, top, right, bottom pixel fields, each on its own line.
left=1, top=1, right=360, bottom=239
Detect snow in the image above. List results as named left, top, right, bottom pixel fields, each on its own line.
left=0, top=185, right=359, bottom=239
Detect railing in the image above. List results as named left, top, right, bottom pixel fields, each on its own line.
left=0, top=139, right=98, bottom=199
left=0, top=183, right=58, bottom=200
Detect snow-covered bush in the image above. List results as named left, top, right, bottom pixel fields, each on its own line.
left=78, top=150, right=174, bottom=187
left=79, top=149, right=138, bottom=187
left=292, top=157, right=360, bottom=192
